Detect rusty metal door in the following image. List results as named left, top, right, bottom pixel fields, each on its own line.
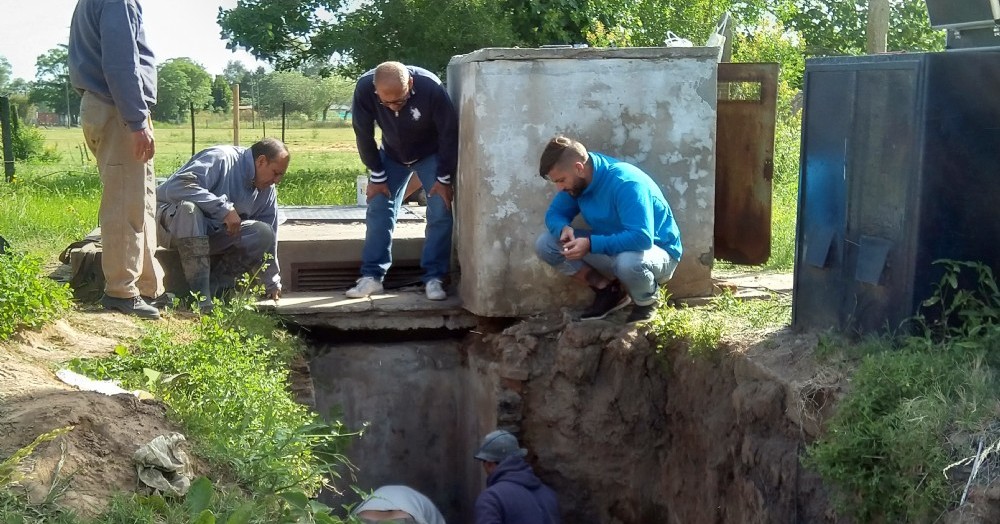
left=715, top=63, right=779, bottom=265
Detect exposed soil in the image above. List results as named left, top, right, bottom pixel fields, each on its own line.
left=465, top=311, right=848, bottom=523
left=5, top=282, right=999, bottom=522
left=0, top=311, right=201, bottom=517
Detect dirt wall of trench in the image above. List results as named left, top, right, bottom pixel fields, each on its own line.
left=466, top=316, right=843, bottom=523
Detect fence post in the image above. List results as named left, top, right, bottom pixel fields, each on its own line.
left=232, top=83, right=240, bottom=146
left=281, top=102, right=286, bottom=143
left=190, top=101, right=195, bottom=156
left=0, top=96, right=14, bottom=182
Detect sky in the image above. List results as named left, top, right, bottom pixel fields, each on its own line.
left=0, top=0, right=266, bottom=81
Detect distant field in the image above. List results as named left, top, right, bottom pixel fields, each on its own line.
left=41, top=116, right=365, bottom=175
left=1, top=118, right=366, bottom=259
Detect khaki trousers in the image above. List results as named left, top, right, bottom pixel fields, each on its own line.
left=80, top=92, right=164, bottom=299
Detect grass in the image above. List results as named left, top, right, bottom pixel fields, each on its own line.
left=806, top=261, right=1000, bottom=522
left=0, top=121, right=366, bottom=262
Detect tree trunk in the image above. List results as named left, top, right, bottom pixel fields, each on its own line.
left=867, top=0, right=890, bottom=54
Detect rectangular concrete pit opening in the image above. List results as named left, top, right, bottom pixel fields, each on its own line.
left=311, top=340, right=495, bottom=523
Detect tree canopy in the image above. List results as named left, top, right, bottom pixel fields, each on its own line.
left=28, top=46, right=81, bottom=124
left=0, top=56, right=12, bottom=94
left=219, top=0, right=943, bottom=78
left=154, top=58, right=213, bottom=122
left=778, top=0, right=943, bottom=56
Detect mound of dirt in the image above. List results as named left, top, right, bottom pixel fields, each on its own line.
left=0, top=312, right=196, bottom=517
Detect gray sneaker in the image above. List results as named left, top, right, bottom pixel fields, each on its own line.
left=101, top=294, right=160, bottom=320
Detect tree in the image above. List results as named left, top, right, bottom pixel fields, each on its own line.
left=154, top=58, right=213, bottom=122
left=256, top=70, right=322, bottom=118
left=313, top=75, right=354, bottom=121
left=0, top=56, right=12, bottom=93
left=211, top=74, right=233, bottom=111
left=866, top=0, right=890, bottom=54
left=28, top=45, right=81, bottom=125
left=223, top=60, right=251, bottom=85
left=777, top=0, right=943, bottom=56
left=219, top=0, right=519, bottom=77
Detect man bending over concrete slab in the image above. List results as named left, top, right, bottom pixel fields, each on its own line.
left=155, top=138, right=289, bottom=312
left=534, top=135, right=683, bottom=324
left=347, top=61, right=458, bottom=301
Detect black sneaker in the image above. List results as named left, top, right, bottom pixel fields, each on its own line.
left=580, top=282, right=631, bottom=321
left=626, top=302, right=658, bottom=324
left=101, top=294, right=160, bottom=320
left=140, top=292, right=175, bottom=310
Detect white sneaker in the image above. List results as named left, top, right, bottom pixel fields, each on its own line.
left=425, top=279, right=446, bottom=301
left=346, top=276, right=383, bottom=298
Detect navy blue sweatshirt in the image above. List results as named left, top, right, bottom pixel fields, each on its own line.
left=351, top=65, right=458, bottom=185
left=475, top=456, right=560, bottom=524
left=69, top=0, right=156, bottom=132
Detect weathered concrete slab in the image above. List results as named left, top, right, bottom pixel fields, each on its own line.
left=279, top=204, right=424, bottom=223
left=261, top=289, right=476, bottom=330
left=448, top=47, right=718, bottom=317
left=277, top=219, right=426, bottom=292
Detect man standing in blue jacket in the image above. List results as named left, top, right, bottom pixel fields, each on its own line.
left=534, top=135, right=683, bottom=324
left=474, top=430, right=559, bottom=524
left=69, top=0, right=164, bottom=319
left=155, top=138, right=289, bottom=313
left=347, top=61, right=458, bottom=301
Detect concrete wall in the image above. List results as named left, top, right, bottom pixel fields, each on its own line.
left=448, top=48, right=718, bottom=317
left=311, top=341, right=494, bottom=523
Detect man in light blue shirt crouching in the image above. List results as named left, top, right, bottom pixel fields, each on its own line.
left=535, top=135, right=683, bottom=324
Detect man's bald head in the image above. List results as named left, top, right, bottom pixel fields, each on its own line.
left=374, top=61, right=410, bottom=90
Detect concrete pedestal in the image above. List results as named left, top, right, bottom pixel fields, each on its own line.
left=448, top=47, right=718, bottom=317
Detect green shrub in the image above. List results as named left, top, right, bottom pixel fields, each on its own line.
left=807, top=260, right=1000, bottom=521
left=10, top=110, right=61, bottom=163
left=68, top=290, right=357, bottom=499
left=0, top=251, right=73, bottom=340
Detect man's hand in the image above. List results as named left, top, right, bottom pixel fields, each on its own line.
left=562, top=237, right=590, bottom=261
left=132, top=128, right=155, bottom=163
left=428, top=181, right=454, bottom=211
left=559, top=225, right=575, bottom=245
left=265, top=288, right=281, bottom=302
left=223, top=209, right=241, bottom=237
left=366, top=182, right=391, bottom=202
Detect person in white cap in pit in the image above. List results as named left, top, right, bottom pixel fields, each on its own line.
left=352, top=485, right=446, bottom=524
left=473, top=430, right=560, bottom=524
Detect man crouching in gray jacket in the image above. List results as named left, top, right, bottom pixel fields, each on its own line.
left=156, top=138, right=289, bottom=312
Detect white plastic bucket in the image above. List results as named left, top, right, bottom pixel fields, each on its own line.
left=356, top=175, right=368, bottom=206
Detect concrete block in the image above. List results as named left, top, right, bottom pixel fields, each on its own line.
left=448, top=47, right=718, bottom=317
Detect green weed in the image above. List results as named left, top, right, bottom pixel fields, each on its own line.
left=651, top=290, right=791, bottom=358
left=807, top=260, right=1000, bottom=521
left=0, top=251, right=73, bottom=340
left=68, top=286, right=357, bottom=498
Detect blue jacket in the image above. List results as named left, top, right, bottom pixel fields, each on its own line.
left=475, top=456, right=560, bottom=524
left=351, top=65, right=458, bottom=185
left=69, top=0, right=156, bottom=132
left=155, top=146, right=280, bottom=291
left=545, top=152, right=683, bottom=261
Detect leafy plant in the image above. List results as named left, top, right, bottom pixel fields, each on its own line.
left=0, top=251, right=73, bottom=340
left=68, top=284, right=359, bottom=499
left=807, top=260, right=1000, bottom=521
left=651, top=290, right=790, bottom=358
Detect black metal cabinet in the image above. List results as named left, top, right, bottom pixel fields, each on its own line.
left=793, top=51, right=1000, bottom=334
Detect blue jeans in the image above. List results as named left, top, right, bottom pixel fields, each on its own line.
left=535, top=231, right=679, bottom=306
left=361, top=152, right=453, bottom=282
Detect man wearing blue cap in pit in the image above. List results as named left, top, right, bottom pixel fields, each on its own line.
left=352, top=485, right=446, bottom=524
left=473, top=430, right=560, bottom=524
